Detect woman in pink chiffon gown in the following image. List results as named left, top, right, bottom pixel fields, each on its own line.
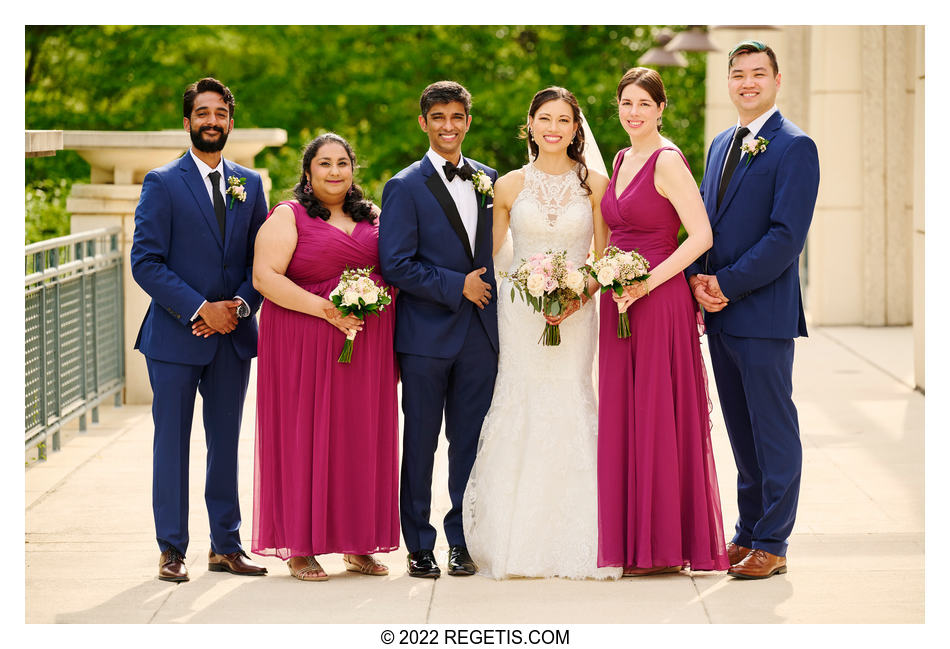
left=251, top=134, right=399, bottom=581
left=597, top=68, right=730, bottom=576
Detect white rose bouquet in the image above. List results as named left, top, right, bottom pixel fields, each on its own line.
left=328, top=266, right=392, bottom=363
left=581, top=245, right=651, bottom=339
left=501, top=249, right=586, bottom=346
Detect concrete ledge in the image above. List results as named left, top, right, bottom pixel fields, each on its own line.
left=25, top=130, right=63, bottom=158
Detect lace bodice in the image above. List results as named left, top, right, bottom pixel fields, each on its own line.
left=462, top=161, right=620, bottom=581
left=508, top=164, right=593, bottom=270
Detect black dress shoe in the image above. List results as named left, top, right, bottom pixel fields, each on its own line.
left=447, top=545, right=477, bottom=576
left=407, top=550, right=441, bottom=578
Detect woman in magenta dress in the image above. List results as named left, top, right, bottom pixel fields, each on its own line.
left=251, top=133, right=399, bottom=580
left=597, top=68, right=730, bottom=575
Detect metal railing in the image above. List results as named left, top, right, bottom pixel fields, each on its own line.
left=25, top=227, right=125, bottom=458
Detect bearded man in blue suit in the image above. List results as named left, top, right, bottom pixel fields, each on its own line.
left=379, top=81, right=499, bottom=579
left=131, top=77, right=268, bottom=582
left=686, top=42, right=820, bottom=579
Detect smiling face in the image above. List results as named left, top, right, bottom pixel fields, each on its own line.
left=528, top=98, right=577, bottom=155
left=418, top=100, right=471, bottom=163
left=184, top=90, right=233, bottom=153
left=618, top=83, right=665, bottom=138
left=728, top=51, right=781, bottom=123
left=307, top=142, right=353, bottom=204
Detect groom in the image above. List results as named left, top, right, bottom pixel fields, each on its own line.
left=379, top=81, right=499, bottom=578
left=687, top=41, right=819, bottom=579
left=131, top=77, right=268, bottom=582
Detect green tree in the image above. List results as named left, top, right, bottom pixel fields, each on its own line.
left=26, top=25, right=708, bottom=242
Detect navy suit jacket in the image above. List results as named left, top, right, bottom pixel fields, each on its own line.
left=379, top=154, right=499, bottom=358
left=687, top=111, right=819, bottom=339
left=131, top=152, right=267, bottom=364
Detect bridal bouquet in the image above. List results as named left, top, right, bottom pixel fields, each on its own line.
left=328, top=266, right=392, bottom=363
left=502, top=249, right=586, bottom=346
left=582, top=245, right=651, bottom=339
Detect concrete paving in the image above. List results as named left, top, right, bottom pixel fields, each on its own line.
left=24, top=325, right=926, bottom=632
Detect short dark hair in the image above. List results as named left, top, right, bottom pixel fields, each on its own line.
left=419, top=81, right=472, bottom=120
left=183, top=77, right=235, bottom=119
left=728, top=40, right=779, bottom=75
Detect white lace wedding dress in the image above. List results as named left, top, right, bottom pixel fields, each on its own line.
left=461, top=163, right=621, bottom=580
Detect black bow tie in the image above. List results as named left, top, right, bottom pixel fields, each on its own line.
left=443, top=160, right=475, bottom=182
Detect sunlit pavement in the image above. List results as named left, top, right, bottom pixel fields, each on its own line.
left=25, top=325, right=923, bottom=625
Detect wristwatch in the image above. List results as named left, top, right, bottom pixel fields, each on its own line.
left=236, top=299, right=250, bottom=318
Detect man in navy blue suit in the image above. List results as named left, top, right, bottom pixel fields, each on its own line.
left=379, top=81, right=499, bottom=578
left=686, top=42, right=820, bottom=579
left=131, top=77, right=268, bottom=582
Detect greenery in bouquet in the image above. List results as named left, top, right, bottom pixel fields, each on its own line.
left=582, top=245, right=651, bottom=339
left=328, top=266, right=392, bottom=363
left=502, top=249, right=586, bottom=346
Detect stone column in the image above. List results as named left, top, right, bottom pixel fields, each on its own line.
left=64, top=129, right=287, bottom=404
left=912, top=27, right=925, bottom=391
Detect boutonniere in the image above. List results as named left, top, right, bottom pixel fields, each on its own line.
left=741, top=137, right=769, bottom=165
left=225, top=176, right=247, bottom=208
left=471, top=169, right=494, bottom=207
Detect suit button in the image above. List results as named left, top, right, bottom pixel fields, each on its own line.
left=223, top=264, right=228, bottom=269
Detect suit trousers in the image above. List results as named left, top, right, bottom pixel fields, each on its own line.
left=397, top=313, right=498, bottom=552
left=707, top=332, right=801, bottom=557
left=146, top=337, right=251, bottom=556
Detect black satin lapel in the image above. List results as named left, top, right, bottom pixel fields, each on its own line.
left=472, top=197, right=491, bottom=261
left=425, top=173, right=474, bottom=262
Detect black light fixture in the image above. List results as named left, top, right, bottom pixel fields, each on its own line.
left=638, top=30, right=687, bottom=67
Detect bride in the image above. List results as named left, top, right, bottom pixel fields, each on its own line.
left=462, top=87, right=621, bottom=580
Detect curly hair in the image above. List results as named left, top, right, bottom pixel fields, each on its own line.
left=520, top=86, right=591, bottom=196
left=292, top=133, right=375, bottom=223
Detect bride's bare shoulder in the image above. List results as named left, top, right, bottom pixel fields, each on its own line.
left=493, top=168, right=526, bottom=204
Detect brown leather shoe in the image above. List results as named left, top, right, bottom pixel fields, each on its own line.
left=207, top=550, right=268, bottom=576
left=159, top=548, right=188, bottom=582
left=726, top=542, right=752, bottom=566
left=727, top=549, right=787, bottom=579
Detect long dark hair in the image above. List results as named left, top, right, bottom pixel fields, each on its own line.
left=292, top=133, right=375, bottom=222
left=520, top=86, right=591, bottom=196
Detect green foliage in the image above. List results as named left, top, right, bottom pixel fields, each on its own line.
left=25, top=178, right=72, bottom=243
left=26, top=25, right=707, bottom=219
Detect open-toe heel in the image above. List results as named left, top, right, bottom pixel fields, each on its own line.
left=287, top=556, right=329, bottom=581
left=343, top=553, right=389, bottom=576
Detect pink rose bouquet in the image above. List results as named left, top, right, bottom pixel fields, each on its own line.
left=502, top=249, right=586, bottom=346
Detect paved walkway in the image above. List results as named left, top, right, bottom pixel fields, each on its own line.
left=24, top=325, right=925, bottom=631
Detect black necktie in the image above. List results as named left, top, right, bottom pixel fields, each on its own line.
left=208, top=170, right=226, bottom=238
left=717, top=126, right=751, bottom=208
left=444, top=160, right=475, bottom=182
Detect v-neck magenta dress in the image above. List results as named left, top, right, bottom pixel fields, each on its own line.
left=252, top=201, right=399, bottom=559
left=597, top=148, right=729, bottom=571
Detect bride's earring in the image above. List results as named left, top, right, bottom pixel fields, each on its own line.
left=304, top=178, right=312, bottom=194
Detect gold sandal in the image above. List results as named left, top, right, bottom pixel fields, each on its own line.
left=287, top=556, right=328, bottom=581
left=343, top=553, right=389, bottom=576
left=622, top=565, right=682, bottom=577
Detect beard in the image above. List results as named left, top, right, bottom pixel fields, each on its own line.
left=190, top=124, right=229, bottom=153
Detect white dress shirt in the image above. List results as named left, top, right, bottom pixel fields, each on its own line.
left=187, top=148, right=247, bottom=321
left=720, top=105, right=779, bottom=182
left=189, top=148, right=227, bottom=205
left=426, top=148, right=478, bottom=255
